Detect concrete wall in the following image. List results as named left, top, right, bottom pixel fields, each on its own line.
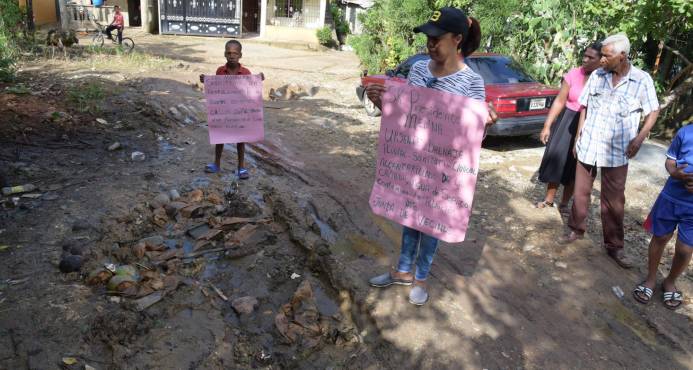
left=63, top=0, right=130, bottom=26
left=19, top=0, right=58, bottom=25
left=263, top=25, right=317, bottom=43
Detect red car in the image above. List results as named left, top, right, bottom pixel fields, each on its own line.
left=356, top=53, right=559, bottom=136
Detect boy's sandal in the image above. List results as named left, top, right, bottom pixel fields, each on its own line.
left=662, top=290, right=683, bottom=310
left=237, top=168, right=250, bottom=180
left=632, top=282, right=653, bottom=304
left=204, top=163, right=220, bottom=173
left=535, top=200, right=555, bottom=209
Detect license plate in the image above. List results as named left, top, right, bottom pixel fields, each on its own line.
left=529, top=98, right=546, bottom=110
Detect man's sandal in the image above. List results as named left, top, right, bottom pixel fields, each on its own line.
left=237, top=168, right=250, bottom=180
left=535, top=200, right=555, bottom=209
left=632, top=282, right=653, bottom=304
left=662, top=290, right=683, bottom=310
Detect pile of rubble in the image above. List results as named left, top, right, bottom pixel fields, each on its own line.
left=80, top=188, right=273, bottom=310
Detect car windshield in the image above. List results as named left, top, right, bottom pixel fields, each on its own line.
left=465, top=56, right=536, bottom=84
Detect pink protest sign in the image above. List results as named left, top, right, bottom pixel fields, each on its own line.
left=369, top=81, right=488, bottom=243
left=204, top=74, right=264, bottom=144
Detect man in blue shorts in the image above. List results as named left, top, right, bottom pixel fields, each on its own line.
left=633, top=123, right=693, bottom=310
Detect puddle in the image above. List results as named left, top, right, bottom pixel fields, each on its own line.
left=313, top=283, right=339, bottom=317
left=312, top=215, right=338, bottom=245
left=331, top=234, right=388, bottom=261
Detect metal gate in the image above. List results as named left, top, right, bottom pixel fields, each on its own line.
left=159, top=0, right=242, bottom=36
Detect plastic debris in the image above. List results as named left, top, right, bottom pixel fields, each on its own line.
left=612, top=286, right=624, bottom=300
left=131, top=151, right=146, bottom=161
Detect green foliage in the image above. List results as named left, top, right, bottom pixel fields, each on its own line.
left=67, top=82, right=106, bottom=113
left=4, top=83, right=30, bottom=94
left=330, top=3, right=350, bottom=35
left=316, top=26, right=334, bottom=46
left=349, top=0, right=432, bottom=73
left=352, top=0, right=691, bottom=135
left=0, top=0, right=25, bottom=81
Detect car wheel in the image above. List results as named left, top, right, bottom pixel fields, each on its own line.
left=362, top=93, right=382, bottom=117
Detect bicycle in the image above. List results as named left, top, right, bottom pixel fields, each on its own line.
left=89, top=17, right=135, bottom=52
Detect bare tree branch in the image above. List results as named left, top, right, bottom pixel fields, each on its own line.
left=663, top=44, right=692, bottom=66
left=660, top=75, right=693, bottom=110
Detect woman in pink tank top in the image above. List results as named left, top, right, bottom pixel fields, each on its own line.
left=536, top=43, right=602, bottom=212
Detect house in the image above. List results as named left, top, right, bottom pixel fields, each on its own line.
left=341, top=0, right=372, bottom=34
left=158, top=0, right=331, bottom=43
left=60, top=0, right=159, bottom=33
left=18, top=0, right=59, bottom=26
left=44, top=0, right=361, bottom=44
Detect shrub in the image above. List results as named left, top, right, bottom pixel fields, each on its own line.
left=316, top=26, right=334, bottom=46
left=0, top=0, right=24, bottom=81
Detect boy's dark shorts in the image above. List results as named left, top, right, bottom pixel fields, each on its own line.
left=644, top=193, right=693, bottom=247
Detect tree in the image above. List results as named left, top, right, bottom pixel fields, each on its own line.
left=350, top=0, right=691, bottom=134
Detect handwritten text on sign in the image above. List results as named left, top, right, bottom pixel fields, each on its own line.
left=369, top=81, right=488, bottom=243
left=204, top=74, right=264, bottom=144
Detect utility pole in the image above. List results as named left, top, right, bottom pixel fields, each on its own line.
left=26, top=0, right=36, bottom=32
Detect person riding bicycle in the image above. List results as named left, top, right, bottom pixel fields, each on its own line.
left=105, top=5, right=124, bottom=44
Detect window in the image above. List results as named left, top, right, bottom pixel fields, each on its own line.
left=268, top=0, right=321, bottom=28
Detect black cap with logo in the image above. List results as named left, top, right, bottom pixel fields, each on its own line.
left=413, top=7, right=469, bottom=38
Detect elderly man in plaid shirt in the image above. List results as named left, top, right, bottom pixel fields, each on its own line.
left=560, top=34, right=660, bottom=268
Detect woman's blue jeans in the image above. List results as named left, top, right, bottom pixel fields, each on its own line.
left=397, top=226, right=440, bottom=281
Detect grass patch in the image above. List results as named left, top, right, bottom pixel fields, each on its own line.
left=4, top=83, right=30, bottom=94
left=81, top=46, right=172, bottom=71
left=67, top=81, right=106, bottom=113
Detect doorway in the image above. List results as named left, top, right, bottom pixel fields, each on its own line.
left=128, top=0, right=141, bottom=27
left=242, top=0, right=260, bottom=33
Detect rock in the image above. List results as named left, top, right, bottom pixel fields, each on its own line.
left=206, top=192, right=223, bottom=205
left=59, top=255, right=82, bottom=273
left=69, top=245, right=87, bottom=256
left=108, top=142, right=122, bottom=151
left=165, top=201, right=188, bottom=217
left=87, top=268, right=113, bottom=285
left=96, top=118, right=108, bottom=125
left=152, top=207, right=168, bottom=227
left=131, top=151, right=146, bottom=161
left=169, top=106, right=181, bottom=117
left=232, top=296, right=258, bottom=315
left=133, top=291, right=164, bottom=311
left=139, top=235, right=164, bottom=248
left=190, top=177, right=211, bottom=189
left=169, top=189, right=181, bottom=201
left=275, top=280, right=322, bottom=346
left=71, top=219, right=95, bottom=232
left=522, top=244, right=536, bottom=252
left=555, top=262, right=568, bottom=269
left=151, top=193, right=171, bottom=209
left=107, top=275, right=137, bottom=294
left=186, top=223, right=211, bottom=239
left=180, top=204, right=209, bottom=218
left=188, top=189, right=204, bottom=203
left=132, top=242, right=146, bottom=259
left=214, top=205, right=227, bottom=214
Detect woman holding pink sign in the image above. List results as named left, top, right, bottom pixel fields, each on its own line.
left=365, top=7, right=488, bottom=305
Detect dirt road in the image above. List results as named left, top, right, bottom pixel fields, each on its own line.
left=1, top=36, right=691, bottom=369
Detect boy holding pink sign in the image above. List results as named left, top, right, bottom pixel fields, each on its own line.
left=200, top=40, right=263, bottom=179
